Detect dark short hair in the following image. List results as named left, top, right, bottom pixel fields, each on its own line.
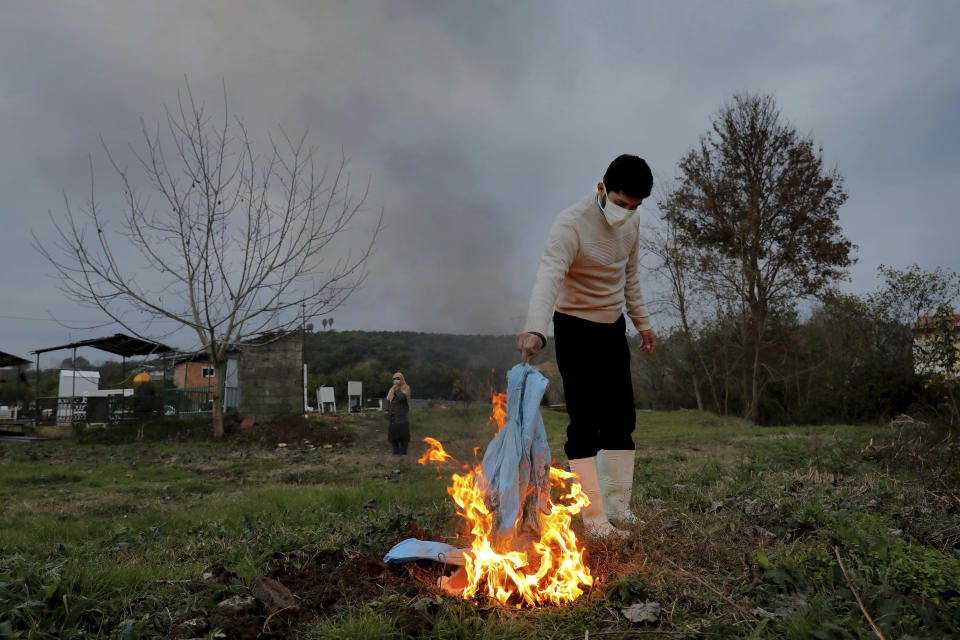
left=603, top=154, right=653, bottom=199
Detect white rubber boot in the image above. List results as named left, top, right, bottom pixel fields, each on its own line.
left=597, top=449, right=642, bottom=526
left=568, top=457, right=626, bottom=539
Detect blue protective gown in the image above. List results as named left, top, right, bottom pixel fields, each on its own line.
left=480, top=363, right=551, bottom=540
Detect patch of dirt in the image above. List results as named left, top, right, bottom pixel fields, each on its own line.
left=397, top=520, right=448, bottom=544
left=208, top=599, right=263, bottom=640
left=178, top=521, right=640, bottom=638
left=269, top=550, right=416, bottom=612
left=234, top=414, right=354, bottom=448
left=190, top=543, right=444, bottom=639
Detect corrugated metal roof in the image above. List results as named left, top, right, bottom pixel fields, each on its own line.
left=0, top=350, right=30, bottom=367
left=31, top=333, right=176, bottom=357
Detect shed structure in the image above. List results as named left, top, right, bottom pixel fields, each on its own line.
left=0, top=350, right=30, bottom=422
left=30, top=334, right=175, bottom=429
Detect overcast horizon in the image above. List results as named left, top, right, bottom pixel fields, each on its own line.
left=2, top=1, right=958, bottom=368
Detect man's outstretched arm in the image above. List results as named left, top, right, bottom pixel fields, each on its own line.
left=516, top=217, right=577, bottom=362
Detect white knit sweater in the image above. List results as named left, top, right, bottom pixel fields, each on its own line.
left=522, top=193, right=651, bottom=338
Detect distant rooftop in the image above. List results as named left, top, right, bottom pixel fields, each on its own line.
left=910, top=315, right=960, bottom=332
left=0, top=350, right=30, bottom=368
left=31, top=333, right=177, bottom=358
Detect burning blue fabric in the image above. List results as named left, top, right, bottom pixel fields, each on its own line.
left=480, top=363, right=552, bottom=540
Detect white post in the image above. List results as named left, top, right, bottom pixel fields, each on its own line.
left=303, top=363, right=309, bottom=415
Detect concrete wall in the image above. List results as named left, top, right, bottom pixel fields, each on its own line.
left=236, top=332, right=303, bottom=420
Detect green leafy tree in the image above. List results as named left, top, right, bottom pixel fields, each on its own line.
left=791, top=293, right=914, bottom=423
left=926, top=305, right=960, bottom=422
left=665, top=93, right=854, bottom=422
left=870, top=264, right=960, bottom=378
left=871, top=264, right=960, bottom=326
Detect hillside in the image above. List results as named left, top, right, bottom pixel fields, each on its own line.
left=303, top=330, right=559, bottom=402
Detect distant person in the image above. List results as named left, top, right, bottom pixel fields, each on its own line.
left=386, top=372, right=412, bottom=456
left=516, top=154, right=656, bottom=538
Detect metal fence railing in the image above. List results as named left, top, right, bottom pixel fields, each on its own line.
left=35, top=395, right=141, bottom=427
left=162, top=386, right=238, bottom=419
left=32, top=387, right=239, bottom=426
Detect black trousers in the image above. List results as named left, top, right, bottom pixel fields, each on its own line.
left=388, top=420, right=410, bottom=455
left=554, top=311, right=636, bottom=460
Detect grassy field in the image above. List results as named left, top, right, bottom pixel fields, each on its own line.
left=0, top=408, right=958, bottom=639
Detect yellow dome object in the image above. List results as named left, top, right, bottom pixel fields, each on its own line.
left=133, top=372, right=153, bottom=387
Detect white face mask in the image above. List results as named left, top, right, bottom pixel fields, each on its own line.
left=598, top=183, right=636, bottom=228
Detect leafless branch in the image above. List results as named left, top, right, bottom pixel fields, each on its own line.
left=35, top=82, right=381, bottom=437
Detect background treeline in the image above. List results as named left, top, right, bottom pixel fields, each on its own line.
left=631, top=290, right=920, bottom=425
left=300, top=260, right=957, bottom=425
left=4, top=275, right=955, bottom=426
left=308, top=262, right=957, bottom=425
left=302, top=331, right=557, bottom=405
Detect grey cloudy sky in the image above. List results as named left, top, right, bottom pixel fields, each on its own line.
left=2, top=1, right=958, bottom=366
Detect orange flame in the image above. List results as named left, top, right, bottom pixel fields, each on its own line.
left=418, top=437, right=456, bottom=465
left=428, top=393, right=592, bottom=608
left=446, top=463, right=592, bottom=607
left=487, top=390, right=508, bottom=433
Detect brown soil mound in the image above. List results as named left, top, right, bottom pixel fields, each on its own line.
left=397, top=520, right=448, bottom=544
left=234, top=414, right=354, bottom=448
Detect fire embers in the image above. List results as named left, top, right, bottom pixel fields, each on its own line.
left=418, top=436, right=593, bottom=608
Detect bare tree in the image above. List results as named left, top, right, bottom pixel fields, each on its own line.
left=665, top=93, right=853, bottom=423
left=640, top=210, right=707, bottom=410
left=37, top=83, right=382, bottom=438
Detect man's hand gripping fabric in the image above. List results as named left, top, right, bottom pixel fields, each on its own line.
left=516, top=332, right=543, bottom=364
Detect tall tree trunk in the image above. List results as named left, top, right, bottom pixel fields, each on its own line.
left=212, top=391, right=224, bottom=438
left=700, top=355, right=721, bottom=413
left=747, top=342, right=762, bottom=423
left=746, top=301, right=765, bottom=423
left=691, top=372, right=704, bottom=411
left=678, top=306, right=705, bottom=412
left=211, top=358, right=225, bottom=439
left=723, top=368, right=730, bottom=415
left=741, top=325, right=751, bottom=418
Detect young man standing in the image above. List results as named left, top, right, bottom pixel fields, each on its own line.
left=516, top=154, right=656, bottom=538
